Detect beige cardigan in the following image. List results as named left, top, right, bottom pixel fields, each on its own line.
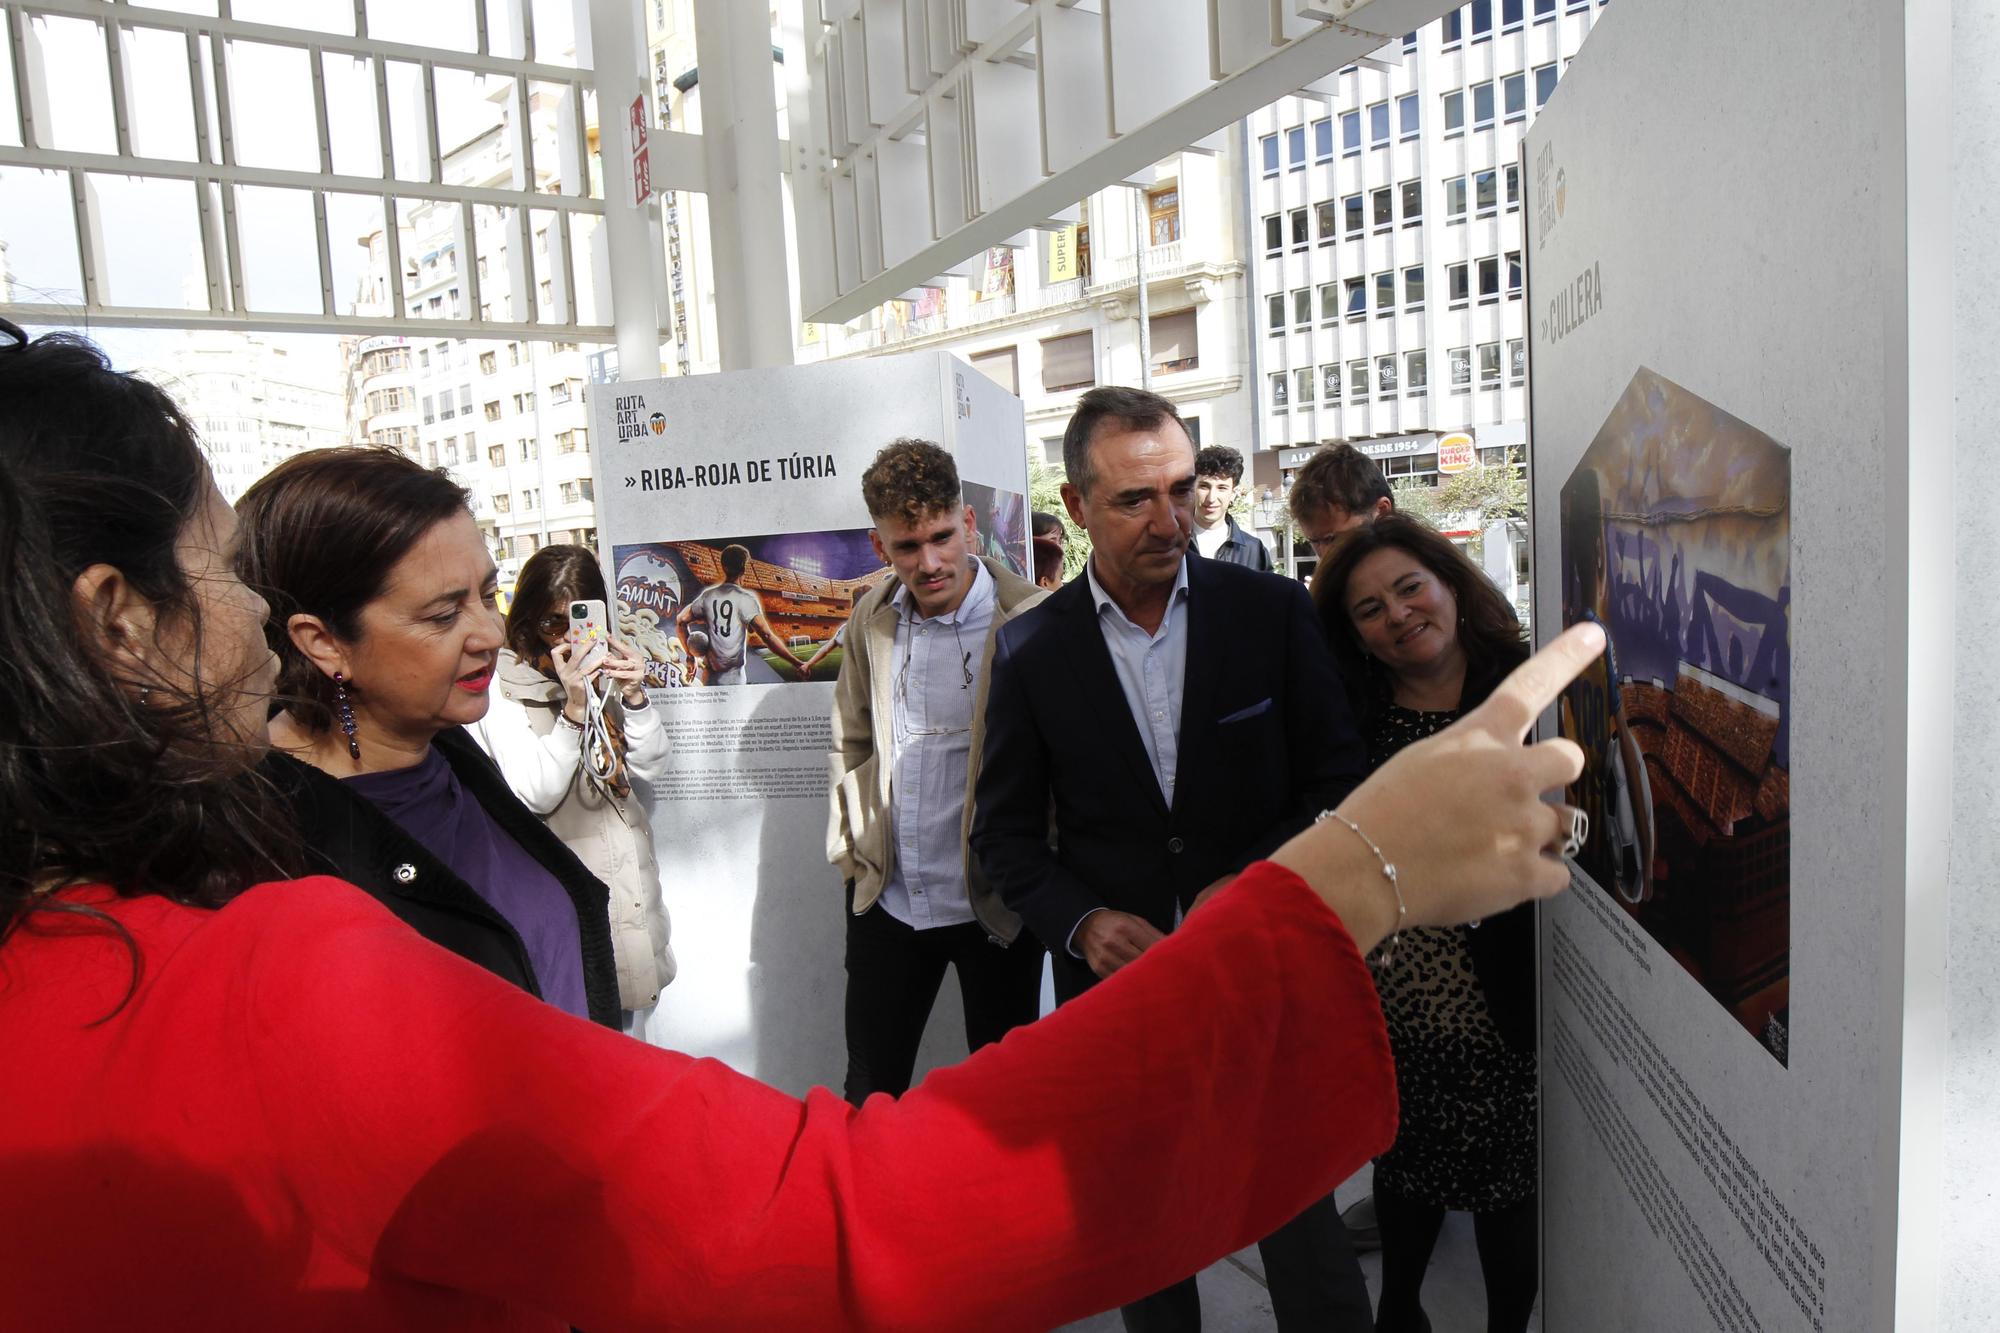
left=469, top=650, right=677, bottom=1008
left=825, top=557, right=1047, bottom=944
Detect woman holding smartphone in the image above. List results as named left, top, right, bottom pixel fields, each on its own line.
left=237, top=448, right=623, bottom=1026
left=467, top=545, right=676, bottom=1019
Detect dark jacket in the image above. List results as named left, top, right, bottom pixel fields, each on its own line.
left=1195, top=514, right=1273, bottom=572
left=971, top=557, right=1366, bottom=1000
left=268, top=725, right=622, bottom=1028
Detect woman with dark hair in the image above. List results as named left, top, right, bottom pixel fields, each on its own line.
left=1313, top=514, right=1543, bottom=1333
left=467, top=544, right=676, bottom=1017
left=237, top=448, right=620, bottom=1026
left=0, top=322, right=1603, bottom=1329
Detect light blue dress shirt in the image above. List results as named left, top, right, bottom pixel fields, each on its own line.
left=1084, top=556, right=1192, bottom=806
left=877, top=559, right=997, bottom=930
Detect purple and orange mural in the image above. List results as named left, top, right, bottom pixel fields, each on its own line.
left=1558, top=366, right=1792, bottom=1064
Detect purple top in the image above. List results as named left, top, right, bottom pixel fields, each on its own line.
left=345, top=746, right=589, bottom=1020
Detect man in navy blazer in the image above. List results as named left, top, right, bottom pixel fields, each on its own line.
left=971, top=386, right=1369, bottom=1332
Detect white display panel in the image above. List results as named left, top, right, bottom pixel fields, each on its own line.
left=589, top=351, right=1030, bottom=1097
left=1525, top=2, right=1910, bottom=1329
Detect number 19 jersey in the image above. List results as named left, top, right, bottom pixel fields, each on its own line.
left=688, top=582, right=764, bottom=671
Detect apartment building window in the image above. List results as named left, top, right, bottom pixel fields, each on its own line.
left=1568, top=0, right=1587, bottom=10
left=1400, top=179, right=1423, bottom=223
left=549, top=381, right=572, bottom=405
left=539, top=279, right=553, bottom=306
left=512, top=533, right=538, bottom=558
left=1443, top=90, right=1465, bottom=136
left=1398, top=94, right=1419, bottom=140
left=1369, top=102, right=1390, bottom=147
left=1407, top=349, right=1429, bottom=394
left=561, top=481, right=579, bottom=504
left=440, top=392, right=458, bottom=422
left=1442, top=8, right=1463, bottom=46
left=1403, top=29, right=1418, bottom=52
left=1471, top=0, right=1492, bottom=39
left=1448, top=262, right=1470, bottom=307
left=1313, top=118, right=1333, bottom=161
left=1374, top=272, right=1396, bottom=313
left=1264, top=214, right=1283, bottom=254
left=1536, top=63, right=1559, bottom=107
left=1261, top=133, right=1279, bottom=175
left=513, top=392, right=536, bottom=413
left=1344, top=194, right=1364, bottom=237
left=1345, top=278, right=1366, bottom=319
left=1041, top=332, right=1095, bottom=392
left=1270, top=371, right=1290, bottom=412
left=1509, top=338, right=1527, bottom=382
left=1504, top=73, right=1527, bottom=121
left=1317, top=200, right=1339, bottom=241
left=1349, top=360, right=1370, bottom=403
left=1150, top=310, right=1199, bottom=373
left=1479, top=343, right=1503, bottom=387
left=488, top=443, right=505, bottom=466
left=1148, top=186, right=1181, bottom=244
left=493, top=492, right=511, bottom=513
left=444, top=438, right=459, bottom=464
left=1041, top=437, right=1065, bottom=467
left=1341, top=110, right=1361, bottom=155
left=1322, top=363, right=1343, bottom=403
left=519, top=438, right=538, bottom=462
left=1295, top=366, right=1316, bottom=405
left=1473, top=82, right=1495, bottom=129
left=1503, top=0, right=1524, bottom=29
left=1320, top=283, right=1341, bottom=324
left=1475, top=168, right=1498, bottom=216
left=1506, top=163, right=1522, bottom=208
left=579, top=478, right=594, bottom=502
left=484, top=400, right=501, bottom=422
left=1450, top=345, right=1473, bottom=390
left=418, top=348, right=430, bottom=369
left=522, top=488, right=538, bottom=511
left=971, top=346, right=1020, bottom=395
left=1507, top=251, right=1523, bottom=297
left=1405, top=265, right=1426, bottom=308
left=422, top=394, right=436, bottom=425
left=479, top=351, right=497, bottom=374
left=1278, top=126, right=1301, bottom=170
left=556, top=429, right=580, bottom=454
left=1478, top=256, right=1501, bottom=303
left=1535, top=0, right=1556, bottom=19
left=427, top=442, right=439, bottom=466
left=1293, top=290, right=1313, bottom=329
left=1290, top=207, right=1309, bottom=248
left=1446, top=176, right=1469, bottom=221
left=1372, top=187, right=1393, bottom=231
left=1268, top=293, right=1286, bottom=335
left=508, top=341, right=523, bottom=366
left=1377, top=354, right=1399, bottom=396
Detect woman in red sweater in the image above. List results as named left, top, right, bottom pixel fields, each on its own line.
left=0, top=323, right=1597, bottom=1331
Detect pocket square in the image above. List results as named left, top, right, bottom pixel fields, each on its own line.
left=1218, top=698, right=1273, bottom=724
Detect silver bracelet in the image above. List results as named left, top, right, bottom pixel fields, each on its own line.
left=1316, top=809, right=1407, bottom=965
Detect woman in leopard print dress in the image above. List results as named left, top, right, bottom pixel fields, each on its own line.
left=1314, top=516, right=1538, bottom=1333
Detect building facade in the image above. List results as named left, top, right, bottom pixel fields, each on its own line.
left=795, top=146, right=1253, bottom=491
left=146, top=330, right=346, bottom=504
left=1244, top=0, right=1607, bottom=579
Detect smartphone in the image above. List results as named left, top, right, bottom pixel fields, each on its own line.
left=565, top=599, right=610, bottom=675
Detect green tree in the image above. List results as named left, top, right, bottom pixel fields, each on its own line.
left=1391, top=454, right=1527, bottom=562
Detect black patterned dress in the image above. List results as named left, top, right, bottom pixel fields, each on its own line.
left=1366, top=703, right=1538, bottom=1211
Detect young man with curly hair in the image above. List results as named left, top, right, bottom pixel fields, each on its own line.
left=826, top=438, right=1049, bottom=1104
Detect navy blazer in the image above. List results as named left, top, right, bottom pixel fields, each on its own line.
left=971, top=557, right=1365, bottom=997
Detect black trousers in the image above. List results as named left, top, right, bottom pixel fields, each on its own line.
left=1117, top=1188, right=1372, bottom=1333
left=842, top=895, right=1045, bottom=1105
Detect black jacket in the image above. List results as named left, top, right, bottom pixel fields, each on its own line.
left=1194, top=514, right=1274, bottom=572
left=971, top=557, right=1366, bottom=999
left=268, top=726, right=622, bottom=1028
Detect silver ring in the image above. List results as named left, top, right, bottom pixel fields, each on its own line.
left=1560, top=807, right=1589, bottom=860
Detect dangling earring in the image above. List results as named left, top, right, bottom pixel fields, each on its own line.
left=334, top=671, right=361, bottom=762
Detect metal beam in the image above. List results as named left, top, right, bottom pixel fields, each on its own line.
left=0, top=300, right=626, bottom=342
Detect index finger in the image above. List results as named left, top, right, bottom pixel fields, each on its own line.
left=1465, top=622, right=1607, bottom=742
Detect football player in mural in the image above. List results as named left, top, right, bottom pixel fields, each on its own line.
left=676, top=543, right=810, bottom=685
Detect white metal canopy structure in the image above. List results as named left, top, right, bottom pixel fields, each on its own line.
left=787, top=0, right=1457, bottom=325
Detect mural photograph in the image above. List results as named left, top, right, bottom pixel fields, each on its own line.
left=962, top=478, right=1031, bottom=579
left=1558, top=367, right=1793, bottom=1063
left=612, top=530, right=888, bottom=686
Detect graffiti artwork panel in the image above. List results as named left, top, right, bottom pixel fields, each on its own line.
left=1558, top=366, right=1792, bottom=1063
left=612, top=529, right=889, bottom=686
left=962, top=478, right=1030, bottom=579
